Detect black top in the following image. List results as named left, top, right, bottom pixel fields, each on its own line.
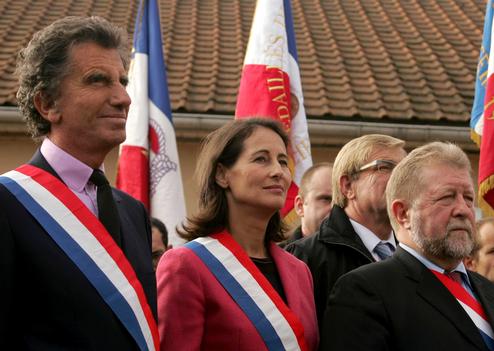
left=251, top=257, right=287, bottom=303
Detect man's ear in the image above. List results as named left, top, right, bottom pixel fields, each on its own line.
left=33, top=92, right=61, bottom=123
left=464, top=256, right=477, bottom=271
left=215, top=163, right=229, bottom=189
left=340, top=175, right=354, bottom=200
left=391, top=199, right=410, bottom=229
left=294, top=195, right=304, bottom=217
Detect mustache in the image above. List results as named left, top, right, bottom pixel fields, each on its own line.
left=446, top=220, right=473, bottom=235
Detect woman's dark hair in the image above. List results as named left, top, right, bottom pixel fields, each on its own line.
left=178, top=118, right=289, bottom=242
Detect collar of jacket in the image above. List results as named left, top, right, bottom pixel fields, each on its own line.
left=317, top=205, right=374, bottom=262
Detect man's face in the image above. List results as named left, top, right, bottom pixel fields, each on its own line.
left=151, top=226, right=167, bottom=271
left=296, top=167, right=332, bottom=236
left=152, top=226, right=167, bottom=253
left=47, top=42, right=130, bottom=155
left=468, top=222, right=494, bottom=282
left=349, top=147, right=406, bottom=217
left=408, top=165, right=475, bottom=262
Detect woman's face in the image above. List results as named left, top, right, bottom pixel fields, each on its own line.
left=217, top=126, right=292, bottom=215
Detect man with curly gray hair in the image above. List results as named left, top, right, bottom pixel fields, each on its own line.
left=286, top=134, right=406, bottom=327
left=0, top=17, right=158, bottom=350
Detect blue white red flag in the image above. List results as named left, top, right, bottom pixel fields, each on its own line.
left=235, top=0, right=313, bottom=224
left=117, top=0, right=186, bottom=245
left=471, top=0, right=494, bottom=212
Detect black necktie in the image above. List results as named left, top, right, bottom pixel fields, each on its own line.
left=445, top=271, right=463, bottom=285
left=90, top=169, right=121, bottom=246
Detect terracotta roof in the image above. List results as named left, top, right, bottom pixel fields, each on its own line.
left=0, top=0, right=487, bottom=125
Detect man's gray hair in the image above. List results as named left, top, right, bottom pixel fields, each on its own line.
left=16, top=16, right=129, bottom=139
left=386, top=142, right=472, bottom=231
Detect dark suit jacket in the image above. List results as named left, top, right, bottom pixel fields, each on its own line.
left=286, top=205, right=374, bottom=327
left=0, top=151, right=156, bottom=350
left=320, top=246, right=494, bottom=351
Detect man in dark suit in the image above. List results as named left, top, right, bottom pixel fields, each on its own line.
left=0, top=17, right=158, bottom=350
left=286, top=134, right=406, bottom=326
left=321, top=142, right=494, bottom=351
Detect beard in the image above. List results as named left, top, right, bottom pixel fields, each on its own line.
left=410, top=212, right=474, bottom=261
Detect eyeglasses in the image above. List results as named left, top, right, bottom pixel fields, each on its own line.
left=358, top=159, right=397, bottom=173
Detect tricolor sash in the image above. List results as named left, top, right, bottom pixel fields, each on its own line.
left=431, top=270, right=494, bottom=350
left=0, top=164, right=159, bottom=351
left=185, top=231, right=308, bottom=351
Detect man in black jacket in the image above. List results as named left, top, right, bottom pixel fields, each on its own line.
left=286, top=134, right=406, bottom=326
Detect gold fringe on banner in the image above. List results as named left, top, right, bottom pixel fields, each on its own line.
left=470, top=129, right=482, bottom=148
left=479, top=175, right=494, bottom=217
left=283, top=208, right=301, bottom=231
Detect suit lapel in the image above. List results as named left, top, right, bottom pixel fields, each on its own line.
left=324, top=205, right=375, bottom=262
left=28, top=149, right=61, bottom=181
left=396, top=248, right=488, bottom=351
left=29, top=149, right=126, bottom=247
left=470, top=272, right=494, bottom=329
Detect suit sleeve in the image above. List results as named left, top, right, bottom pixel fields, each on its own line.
left=319, top=271, right=391, bottom=351
left=0, top=189, right=15, bottom=348
left=156, top=247, right=205, bottom=351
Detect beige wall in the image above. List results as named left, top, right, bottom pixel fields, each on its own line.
left=0, top=135, right=480, bottom=218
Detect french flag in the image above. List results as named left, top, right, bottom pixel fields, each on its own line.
left=471, top=0, right=494, bottom=213
left=236, top=0, right=313, bottom=221
left=117, top=0, right=186, bottom=246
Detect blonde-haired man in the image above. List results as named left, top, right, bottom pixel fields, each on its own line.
left=321, top=142, right=494, bottom=351
left=286, top=134, right=406, bottom=326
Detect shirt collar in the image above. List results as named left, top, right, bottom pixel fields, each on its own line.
left=40, top=138, right=98, bottom=191
left=399, top=243, right=469, bottom=278
left=349, top=218, right=396, bottom=254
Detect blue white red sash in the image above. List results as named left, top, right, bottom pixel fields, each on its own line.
left=0, top=164, right=159, bottom=351
left=185, top=231, right=308, bottom=351
left=431, top=270, right=494, bottom=350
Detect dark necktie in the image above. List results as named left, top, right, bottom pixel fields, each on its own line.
left=374, top=242, right=395, bottom=261
left=90, top=169, right=121, bottom=246
left=445, top=271, right=463, bottom=285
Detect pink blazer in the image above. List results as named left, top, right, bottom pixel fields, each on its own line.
left=156, top=240, right=319, bottom=350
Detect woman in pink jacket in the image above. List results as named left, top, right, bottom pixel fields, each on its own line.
left=156, top=118, right=318, bottom=351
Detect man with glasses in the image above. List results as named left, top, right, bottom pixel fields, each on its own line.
left=286, top=134, right=406, bottom=327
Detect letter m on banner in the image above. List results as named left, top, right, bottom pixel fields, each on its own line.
left=117, top=0, right=186, bottom=246
left=236, top=0, right=313, bottom=225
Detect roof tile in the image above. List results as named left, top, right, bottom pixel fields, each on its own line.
left=0, top=0, right=488, bottom=124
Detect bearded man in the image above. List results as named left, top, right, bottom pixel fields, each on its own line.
left=319, top=142, right=494, bottom=351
